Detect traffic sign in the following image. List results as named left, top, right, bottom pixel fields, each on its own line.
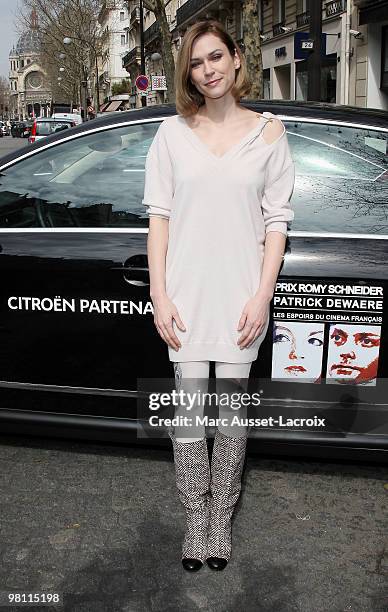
left=136, top=75, right=149, bottom=91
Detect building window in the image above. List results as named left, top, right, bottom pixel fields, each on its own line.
left=120, top=11, right=125, bottom=21
left=274, top=0, right=285, bottom=23
left=296, top=0, right=309, bottom=12
left=263, top=68, right=270, bottom=98
left=121, top=34, right=126, bottom=46
left=21, top=59, right=24, bottom=68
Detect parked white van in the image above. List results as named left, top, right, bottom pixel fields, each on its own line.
left=51, top=112, right=83, bottom=125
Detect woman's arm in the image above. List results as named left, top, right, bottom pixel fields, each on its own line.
left=147, top=216, right=185, bottom=350
left=147, top=216, right=169, bottom=300
left=237, top=118, right=295, bottom=349
left=142, top=121, right=185, bottom=351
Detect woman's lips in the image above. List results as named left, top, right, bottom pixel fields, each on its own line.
left=285, top=365, right=307, bottom=373
left=205, top=78, right=221, bottom=87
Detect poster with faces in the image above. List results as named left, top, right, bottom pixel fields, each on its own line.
left=272, top=322, right=325, bottom=383
left=325, top=323, right=381, bottom=386
left=271, top=281, right=383, bottom=386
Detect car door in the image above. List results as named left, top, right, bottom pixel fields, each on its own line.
left=0, top=118, right=172, bottom=421
left=250, top=115, right=388, bottom=452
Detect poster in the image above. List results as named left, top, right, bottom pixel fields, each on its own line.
left=271, top=281, right=383, bottom=386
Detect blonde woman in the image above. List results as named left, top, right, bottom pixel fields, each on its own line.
left=142, top=19, right=295, bottom=571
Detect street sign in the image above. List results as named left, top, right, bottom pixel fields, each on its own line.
left=151, top=75, right=167, bottom=91
left=136, top=75, right=149, bottom=91
left=301, top=39, right=314, bottom=50
left=294, top=32, right=327, bottom=59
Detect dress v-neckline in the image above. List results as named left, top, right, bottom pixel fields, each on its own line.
left=178, top=112, right=271, bottom=162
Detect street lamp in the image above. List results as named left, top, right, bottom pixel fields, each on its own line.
left=63, top=36, right=100, bottom=114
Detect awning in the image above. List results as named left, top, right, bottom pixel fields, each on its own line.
left=104, top=100, right=123, bottom=112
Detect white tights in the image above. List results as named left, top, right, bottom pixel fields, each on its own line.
left=172, top=361, right=252, bottom=442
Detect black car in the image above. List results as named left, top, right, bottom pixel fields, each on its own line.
left=10, top=120, right=33, bottom=138
left=0, top=101, right=387, bottom=461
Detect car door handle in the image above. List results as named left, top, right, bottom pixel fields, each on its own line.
left=111, top=255, right=150, bottom=287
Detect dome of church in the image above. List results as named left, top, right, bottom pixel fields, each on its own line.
left=15, top=29, right=41, bottom=54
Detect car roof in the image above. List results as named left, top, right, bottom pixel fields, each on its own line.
left=35, top=117, right=75, bottom=122
left=1, top=100, right=387, bottom=167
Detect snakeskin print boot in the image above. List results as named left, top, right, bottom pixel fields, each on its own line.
left=169, top=429, right=211, bottom=571
left=206, top=429, right=248, bottom=570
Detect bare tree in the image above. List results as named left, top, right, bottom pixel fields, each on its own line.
left=140, top=0, right=176, bottom=104
left=0, top=76, right=11, bottom=119
left=17, top=0, right=104, bottom=111
left=241, top=0, right=263, bottom=100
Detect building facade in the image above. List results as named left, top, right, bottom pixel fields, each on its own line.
left=97, top=0, right=133, bottom=108
left=8, top=13, right=51, bottom=120
left=120, top=0, right=388, bottom=110
left=351, top=0, right=388, bottom=108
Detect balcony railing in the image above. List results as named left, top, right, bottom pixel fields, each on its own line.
left=144, top=20, right=160, bottom=45
left=130, top=5, right=140, bottom=25
left=122, top=46, right=141, bottom=67
left=273, top=21, right=286, bottom=37
left=176, top=0, right=213, bottom=27
left=325, top=0, right=345, bottom=18
left=296, top=11, right=310, bottom=27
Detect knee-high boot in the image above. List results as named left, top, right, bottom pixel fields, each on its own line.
left=169, top=429, right=210, bottom=571
left=206, top=428, right=248, bottom=570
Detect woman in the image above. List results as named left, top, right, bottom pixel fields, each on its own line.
left=272, top=321, right=324, bottom=383
left=142, top=19, right=295, bottom=571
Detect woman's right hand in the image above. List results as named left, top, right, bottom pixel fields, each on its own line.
left=152, top=293, right=186, bottom=351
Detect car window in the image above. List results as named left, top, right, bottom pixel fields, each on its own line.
left=35, top=121, right=72, bottom=135
left=285, top=120, right=388, bottom=234
left=0, top=121, right=160, bottom=227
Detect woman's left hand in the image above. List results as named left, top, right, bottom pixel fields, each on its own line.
left=237, top=294, right=271, bottom=349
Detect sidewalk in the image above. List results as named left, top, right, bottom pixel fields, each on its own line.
left=0, top=434, right=387, bottom=612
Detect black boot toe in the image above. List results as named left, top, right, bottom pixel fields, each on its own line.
left=182, top=558, right=203, bottom=572
left=206, top=556, right=228, bottom=571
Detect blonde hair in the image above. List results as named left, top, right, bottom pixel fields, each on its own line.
left=174, top=19, right=251, bottom=117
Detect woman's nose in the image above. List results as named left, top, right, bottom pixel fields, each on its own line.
left=203, top=62, right=214, bottom=75
left=289, top=350, right=304, bottom=360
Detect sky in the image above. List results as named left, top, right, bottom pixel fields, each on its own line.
left=0, top=0, right=21, bottom=79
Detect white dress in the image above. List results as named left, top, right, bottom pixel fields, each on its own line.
left=142, top=111, right=295, bottom=363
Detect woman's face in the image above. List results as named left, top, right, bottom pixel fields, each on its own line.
left=327, top=324, right=380, bottom=384
left=272, top=322, right=324, bottom=381
left=189, top=33, right=240, bottom=101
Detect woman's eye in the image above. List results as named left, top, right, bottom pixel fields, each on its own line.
left=191, top=55, right=222, bottom=68
left=308, top=337, right=323, bottom=347
left=273, top=333, right=289, bottom=343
